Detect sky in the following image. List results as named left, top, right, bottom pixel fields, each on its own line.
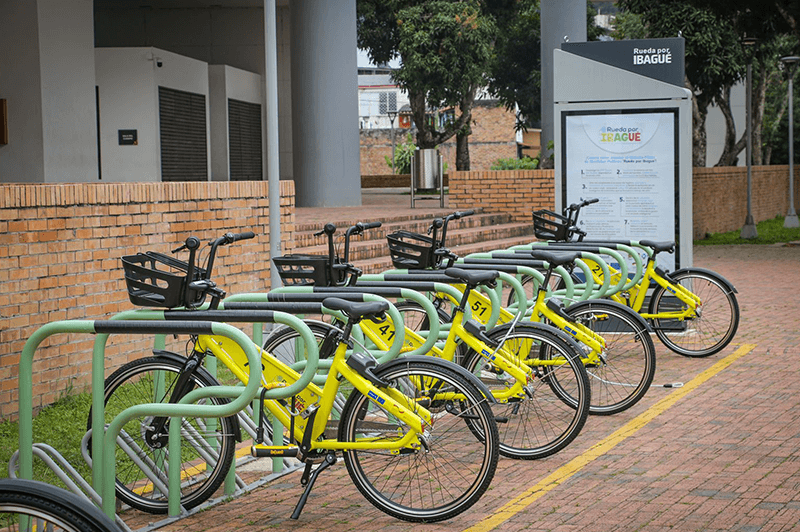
left=357, top=48, right=401, bottom=68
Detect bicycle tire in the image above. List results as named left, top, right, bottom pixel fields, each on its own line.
left=649, top=269, right=740, bottom=357
left=338, top=359, right=499, bottom=522
left=392, top=300, right=449, bottom=333
left=88, top=356, right=237, bottom=514
left=560, top=301, right=656, bottom=415
left=0, top=478, right=122, bottom=532
left=504, top=272, right=570, bottom=308
left=462, top=322, right=590, bottom=459
left=262, top=321, right=334, bottom=367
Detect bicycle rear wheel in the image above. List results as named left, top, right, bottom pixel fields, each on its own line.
left=0, top=478, right=121, bottom=532
left=88, top=355, right=237, bottom=514
left=338, top=359, right=498, bottom=522
left=462, top=322, right=591, bottom=459
left=562, top=301, right=656, bottom=415
left=649, top=269, right=740, bottom=357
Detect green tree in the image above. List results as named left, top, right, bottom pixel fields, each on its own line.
left=489, top=0, right=606, bottom=132
left=487, top=0, right=542, bottom=129
left=358, top=0, right=498, bottom=170
left=617, top=0, right=747, bottom=166
left=611, top=10, right=646, bottom=41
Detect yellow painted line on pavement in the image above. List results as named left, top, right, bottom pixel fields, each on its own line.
left=133, top=445, right=253, bottom=496
left=465, top=343, right=757, bottom=532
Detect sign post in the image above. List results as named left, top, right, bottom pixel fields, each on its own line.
left=554, top=38, right=692, bottom=269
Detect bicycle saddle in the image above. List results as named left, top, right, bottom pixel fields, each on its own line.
left=638, top=240, right=675, bottom=254
left=322, top=297, right=388, bottom=322
left=528, top=250, right=581, bottom=267
left=444, top=267, right=499, bottom=286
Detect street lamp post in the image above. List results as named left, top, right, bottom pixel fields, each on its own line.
left=387, top=110, right=398, bottom=174
left=781, top=56, right=800, bottom=228
left=741, top=37, right=758, bottom=239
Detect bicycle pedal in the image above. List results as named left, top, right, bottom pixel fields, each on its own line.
left=251, top=444, right=299, bottom=458
left=494, top=416, right=509, bottom=424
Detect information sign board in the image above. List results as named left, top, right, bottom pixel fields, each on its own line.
left=562, top=108, right=679, bottom=269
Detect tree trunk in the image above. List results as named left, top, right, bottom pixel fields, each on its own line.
left=690, top=79, right=709, bottom=167
left=715, top=86, right=744, bottom=167
left=456, top=128, right=470, bottom=170
left=763, top=83, right=790, bottom=166
left=408, top=87, right=475, bottom=151
left=751, top=62, right=768, bottom=166
left=409, top=89, right=434, bottom=149
left=454, top=88, right=477, bottom=171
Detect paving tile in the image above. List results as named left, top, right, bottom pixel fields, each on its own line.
left=120, top=214, right=800, bottom=531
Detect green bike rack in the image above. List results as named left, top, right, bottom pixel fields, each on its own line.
left=19, top=314, right=318, bottom=521
left=359, top=272, right=500, bottom=329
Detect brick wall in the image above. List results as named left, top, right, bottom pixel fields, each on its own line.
left=0, top=181, right=295, bottom=418
left=448, top=170, right=555, bottom=222
left=693, top=166, right=795, bottom=239
left=360, top=100, right=517, bottom=175
left=448, top=165, right=797, bottom=239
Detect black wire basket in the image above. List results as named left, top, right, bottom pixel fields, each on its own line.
left=122, top=252, right=207, bottom=308
left=273, top=254, right=341, bottom=286
left=532, top=209, right=572, bottom=241
left=386, top=230, right=437, bottom=270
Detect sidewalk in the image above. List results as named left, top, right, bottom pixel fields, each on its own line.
left=151, top=242, right=800, bottom=532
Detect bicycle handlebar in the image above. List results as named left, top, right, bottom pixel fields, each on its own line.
left=310, top=221, right=382, bottom=285
left=177, top=230, right=256, bottom=308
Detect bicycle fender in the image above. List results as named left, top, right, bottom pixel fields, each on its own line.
left=565, top=299, right=653, bottom=333
left=376, top=355, right=497, bottom=404
left=667, top=267, right=738, bottom=294
left=152, top=350, right=243, bottom=442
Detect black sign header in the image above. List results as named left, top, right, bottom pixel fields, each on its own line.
left=562, top=37, right=685, bottom=88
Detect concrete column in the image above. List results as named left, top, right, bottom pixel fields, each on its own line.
left=209, top=65, right=230, bottom=181
left=541, top=0, right=586, bottom=166
left=265, top=0, right=282, bottom=288
left=0, top=0, right=98, bottom=182
left=289, top=0, right=361, bottom=207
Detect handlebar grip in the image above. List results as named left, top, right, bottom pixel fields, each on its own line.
left=454, top=210, right=475, bottom=219
left=359, top=221, right=382, bottom=230
left=585, top=198, right=599, bottom=205
left=230, top=231, right=256, bottom=242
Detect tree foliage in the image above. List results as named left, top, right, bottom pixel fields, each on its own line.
left=488, top=0, right=542, bottom=129
left=358, top=0, right=500, bottom=169
left=618, top=0, right=748, bottom=165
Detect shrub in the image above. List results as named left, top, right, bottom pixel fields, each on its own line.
left=490, top=156, right=539, bottom=170
left=386, top=133, right=415, bottom=174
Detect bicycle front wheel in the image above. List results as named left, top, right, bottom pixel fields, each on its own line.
left=563, top=301, right=656, bottom=415
left=88, top=356, right=237, bottom=514
left=463, top=322, right=591, bottom=459
left=649, top=269, right=740, bottom=357
left=338, top=359, right=499, bottom=522
left=0, top=478, right=121, bottom=532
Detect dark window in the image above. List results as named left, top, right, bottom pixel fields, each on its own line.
left=228, top=99, right=263, bottom=181
left=158, top=86, right=208, bottom=181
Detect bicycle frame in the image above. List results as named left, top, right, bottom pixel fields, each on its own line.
left=195, top=333, right=430, bottom=453
left=462, top=287, right=606, bottom=365
left=360, top=309, right=531, bottom=405
left=578, top=256, right=701, bottom=322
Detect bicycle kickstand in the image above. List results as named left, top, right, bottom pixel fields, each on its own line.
left=290, top=451, right=337, bottom=519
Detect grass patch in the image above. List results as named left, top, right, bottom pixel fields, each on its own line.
left=695, top=215, right=800, bottom=245
left=0, top=391, right=94, bottom=488
left=1, top=362, right=254, bottom=491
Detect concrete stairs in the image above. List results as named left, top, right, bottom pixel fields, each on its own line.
left=289, top=211, right=536, bottom=275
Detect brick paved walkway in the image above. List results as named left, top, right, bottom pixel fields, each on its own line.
left=147, top=242, right=800, bottom=532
